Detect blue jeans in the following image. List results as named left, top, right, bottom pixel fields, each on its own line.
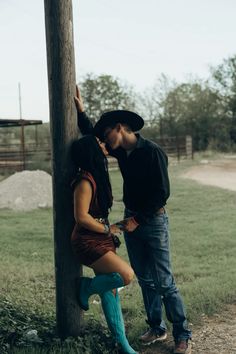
left=124, top=209, right=192, bottom=341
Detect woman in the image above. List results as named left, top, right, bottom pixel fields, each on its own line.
left=71, top=134, right=137, bottom=354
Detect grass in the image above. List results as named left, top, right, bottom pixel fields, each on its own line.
left=168, top=167, right=236, bottom=316
left=0, top=160, right=236, bottom=353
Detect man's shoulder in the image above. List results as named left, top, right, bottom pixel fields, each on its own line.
left=140, top=136, right=167, bottom=155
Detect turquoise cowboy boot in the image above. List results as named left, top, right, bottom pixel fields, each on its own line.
left=101, top=290, right=138, bottom=354
left=76, top=272, right=124, bottom=311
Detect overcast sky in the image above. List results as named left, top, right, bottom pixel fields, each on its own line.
left=0, top=0, right=236, bottom=122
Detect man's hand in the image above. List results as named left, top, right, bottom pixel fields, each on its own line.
left=122, top=217, right=139, bottom=232
left=109, top=224, right=122, bottom=235
left=112, top=217, right=139, bottom=233
left=74, top=85, right=85, bottom=113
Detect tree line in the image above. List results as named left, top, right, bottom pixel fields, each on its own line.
left=79, top=54, right=236, bottom=152
left=1, top=54, right=236, bottom=152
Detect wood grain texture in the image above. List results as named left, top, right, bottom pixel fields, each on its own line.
left=44, top=0, right=82, bottom=338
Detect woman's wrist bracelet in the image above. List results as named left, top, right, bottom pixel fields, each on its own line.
left=104, top=224, right=110, bottom=234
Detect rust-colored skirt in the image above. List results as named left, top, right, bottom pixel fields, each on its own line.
left=71, top=224, right=116, bottom=266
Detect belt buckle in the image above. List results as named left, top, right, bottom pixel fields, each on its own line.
left=157, top=207, right=165, bottom=215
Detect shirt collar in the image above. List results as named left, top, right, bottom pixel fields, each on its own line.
left=135, top=133, right=146, bottom=148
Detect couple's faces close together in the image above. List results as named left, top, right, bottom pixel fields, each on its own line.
left=103, top=124, right=122, bottom=150
left=96, top=124, right=122, bottom=155
left=96, top=137, right=109, bottom=156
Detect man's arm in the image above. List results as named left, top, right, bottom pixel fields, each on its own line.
left=74, top=85, right=118, bottom=159
left=77, top=111, right=94, bottom=135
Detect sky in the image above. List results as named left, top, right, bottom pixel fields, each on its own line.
left=0, top=0, right=236, bottom=122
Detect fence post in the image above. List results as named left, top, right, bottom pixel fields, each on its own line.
left=176, top=135, right=181, bottom=162
left=186, top=135, right=193, bottom=159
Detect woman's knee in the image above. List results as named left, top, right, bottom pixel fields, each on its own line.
left=121, top=267, right=134, bottom=285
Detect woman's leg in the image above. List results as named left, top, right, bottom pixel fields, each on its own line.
left=90, top=250, right=134, bottom=285
left=101, top=290, right=137, bottom=354
left=77, top=251, right=134, bottom=310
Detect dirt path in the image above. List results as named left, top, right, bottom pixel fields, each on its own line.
left=141, top=303, right=236, bottom=354
left=182, top=157, right=236, bottom=191
left=141, top=157, right=236, bottom=354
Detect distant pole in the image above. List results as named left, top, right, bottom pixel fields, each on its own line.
left=18, top=82, right=22, bottom=119
left=44, top=0, right=82, bottom=338
left=18, top=83, right=25, bottom=170
left=20, top=119, right=26, bottom=170
left=35, top=125, right=38, bottom=147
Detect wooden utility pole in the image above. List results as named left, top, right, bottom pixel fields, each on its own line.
left=44, top=0, right=82, bottom=337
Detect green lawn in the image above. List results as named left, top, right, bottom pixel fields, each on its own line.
left=0, top=161, right=236, bottom=353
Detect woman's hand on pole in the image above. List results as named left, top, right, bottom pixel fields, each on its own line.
left=74, top=85, right=85, bottom=113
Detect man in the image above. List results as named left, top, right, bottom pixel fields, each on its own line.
left=74, top=87, right=192, bottom=354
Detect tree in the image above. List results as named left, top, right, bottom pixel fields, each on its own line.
left=79, top=73, right=137, bottom=123
left=140, top=75, right=174, bottom=121
left=137, top=74, right=176, bottom=139
left=210, top=55, right=236, bottom=143
left=159, top=81, right=226, bottom=150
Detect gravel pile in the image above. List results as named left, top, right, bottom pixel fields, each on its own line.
left=0, top=170, right=52, bottom=210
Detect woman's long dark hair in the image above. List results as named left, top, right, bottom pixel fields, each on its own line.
left=71, top=135, right=112, bottom=217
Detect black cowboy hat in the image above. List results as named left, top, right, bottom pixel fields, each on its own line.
left=94, top=110, right=144, bottom=140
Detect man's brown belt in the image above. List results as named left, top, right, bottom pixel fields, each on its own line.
left=157, top=207, right=165, bottom=214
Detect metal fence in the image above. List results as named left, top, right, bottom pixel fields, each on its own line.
left=153, top=135, right=193, bottom=159
left=0, top=136, right=193, bottom=175
left=0, top=144, right=51, bottom=174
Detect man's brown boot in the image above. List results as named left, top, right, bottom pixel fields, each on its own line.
left=173, top=340, right=191, bottom=354
left=140, top=328, right=167, bottom=346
